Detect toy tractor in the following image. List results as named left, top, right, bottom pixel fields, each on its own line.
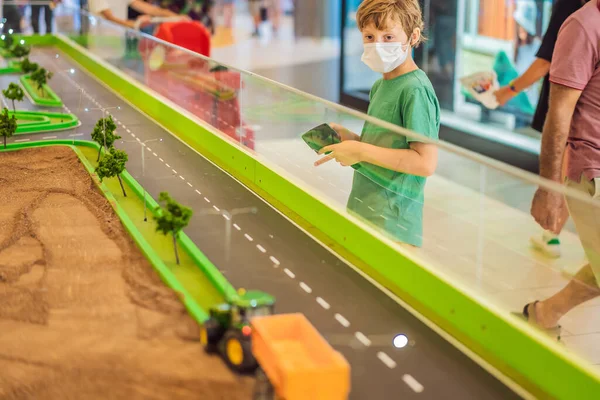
left=200, top=289, right=275, bottom=373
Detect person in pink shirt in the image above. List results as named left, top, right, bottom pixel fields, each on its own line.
left=526, top=0, right=600, bottom=336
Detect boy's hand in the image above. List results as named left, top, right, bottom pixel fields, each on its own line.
left=315, top=141, right=364, bottom=167
left=330, top=123, right=357, bottom=142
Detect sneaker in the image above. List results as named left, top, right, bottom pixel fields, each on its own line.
left=530, top=231, right=561, bottom=258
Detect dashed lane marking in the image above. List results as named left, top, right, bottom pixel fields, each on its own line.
left=334, top=313, right=350, bottom=328
left=256, top=244, right=266, bottom=253
left=244, top=233, right=253, bottom=242
left=355, top=332, right=371, bottom=347
left=213, top=205, right=220, bottom=212
left=299, top=282, right=312, bottom=294
left=403, top=375, right=424, bottom=393
left=234, top=223, right=241, bottom=231
left=284, top=268, right=296, bottom=279
left=316, top=297, right=330, bottom=310
left=269, top=256, right=280, bottom=265
left=377, top=352, right=397, bottom=369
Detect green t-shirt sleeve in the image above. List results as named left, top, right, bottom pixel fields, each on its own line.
left=402, top=87, right=440, bottom=143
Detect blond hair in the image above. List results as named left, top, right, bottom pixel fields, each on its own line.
left=356, top=0, right=425, bottom=46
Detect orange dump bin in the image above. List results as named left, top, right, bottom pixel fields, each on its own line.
left=251, top=314, right=351, bottom=400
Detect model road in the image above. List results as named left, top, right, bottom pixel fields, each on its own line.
left=1, top=48, right=522, bottom=400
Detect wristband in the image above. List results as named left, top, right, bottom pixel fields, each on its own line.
left=509, top=81, right=518, bottom=93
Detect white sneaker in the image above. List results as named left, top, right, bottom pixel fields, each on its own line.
left=530, top=231, right=561, bottom=258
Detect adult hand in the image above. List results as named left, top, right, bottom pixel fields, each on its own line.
left=531, top=188, right=567, bottom=234
left=494, top=86, right=516, bottom=107
left=315, top=141, right=364, bottom=167
left=136, top=15, right=153, bottom=29
left=329, top=123, right=357, bottom=142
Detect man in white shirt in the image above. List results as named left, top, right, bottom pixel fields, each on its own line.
left=88, top=0, right=184, bottom=29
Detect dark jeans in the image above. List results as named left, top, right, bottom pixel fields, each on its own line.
left=31, top=5, right=53, bottom=34
left=2, top=5, right=22, bottom=33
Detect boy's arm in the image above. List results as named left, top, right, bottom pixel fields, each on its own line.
left=359, top=142, right=438, bottom=177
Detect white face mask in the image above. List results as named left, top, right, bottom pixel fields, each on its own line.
left=361, top=42, right=410, bottom=73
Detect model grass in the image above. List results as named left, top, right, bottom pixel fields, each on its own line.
left=12, top=110, right=79, bottom=134
left=0, top=107, right=17, bottom=149
left=20, top=72, right=62, bottom=108
left=154, top=192, right=193, bottom=266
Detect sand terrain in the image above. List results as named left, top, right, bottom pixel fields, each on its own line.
left=0, top=147, right=251, bottom=399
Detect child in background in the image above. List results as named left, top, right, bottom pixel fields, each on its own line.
left=315, top=0, right=440, bottom=247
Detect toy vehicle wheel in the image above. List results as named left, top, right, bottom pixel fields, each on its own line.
left=221, top=330, right=257, bottom=373
left=253, top=367, right=275, bottom=400
left=200, top=318, right=222, bottom=353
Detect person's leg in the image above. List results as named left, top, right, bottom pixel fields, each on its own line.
left=44, top=5, right=53, bottom=34
left=31, top=5, right=41, bottom=34
left=248, top=0, right=261, bottom=35
left=269, top=0, right=281, bottom=32
left=528, top=176, right=600, bottom=328
left=222, top=0, right=234, bottom=29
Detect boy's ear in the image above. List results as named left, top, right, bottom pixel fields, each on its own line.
left=410, top=28, right=421, bottom=46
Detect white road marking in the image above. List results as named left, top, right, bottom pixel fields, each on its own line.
left=159, top=158, right=164, bottom=162
left=256, top=244, right=266, bottom=253
left=233, top=223, right=241, bottom=231
left=187, top=182, right=193, bottom=187
left=379, top=214, right=389, bottom=220
left=223, top=214, right=230, bottom=221
left=195, top=189, right=201, bottom=195
left=43, top=136, right=57, bottom=139
left=355, top=332, right=371, bottom=347
left=403, top=375, right=424, bottom=393
left=377, top=352, right=397, bottom=369
left=153, top=152, right=157, bottom=157
left=334, top=313, right=350, bottom=328
left=397, top=224, right=408, bottom=231
left=178, top=174, right=184, bottom=180
left=368, top=206, right=375, bottom=212
left=172, top=169, right=178, bottom=174
left=354, top=197, right=363, bottom=203
left=299, top=282, right=312, bottom=294
left=316, top=297, right=330, bottom=310
left=204, top=197, right=210, bottom=203
left=213, top=205, right=220, bottom=212
left=15, top=138, right=30, bottom=142
left=165, top=163, right=170, bottom=167
left=136, top=137, right=141, bottom=143
left=284, top=268, right=295, bottom=279
left=269, top=256, right=280, bottom=265
left=68, top=133, right=84, bottom=137
left=244, top=233, right=253, bottom=242
left=141, top=143, right=146, bottom=147
left=146, top=147, right=152, bottom=152
left=131, top=133, right=135, bottom=138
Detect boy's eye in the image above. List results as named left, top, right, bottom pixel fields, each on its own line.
left=364, top=35, right=373, bottom=40
left=385, top=35, right=394, bottom=41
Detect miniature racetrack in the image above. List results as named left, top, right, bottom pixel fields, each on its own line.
left=0, top=48, right=522, bottom=399
left=0, top=147, right=251, bottom=400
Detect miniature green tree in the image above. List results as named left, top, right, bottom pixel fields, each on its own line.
left=91, top=116, right=120, bottom=161
left=9, top=43, right=30, bottom=59
left=20, top=58, right=39, bottom=74
left=30, top=67, right=53, bottom=96
left=1, top=33, right=14, bottom=49
left=2, top=83, right=24, bottom=112
left=0, top=108, right=17, bottom=149
left=95, top=147, right=128, bottom=197
left=154, top=192, right=193, bottom=265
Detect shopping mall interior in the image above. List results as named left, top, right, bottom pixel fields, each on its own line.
left=1, top=1, right=599, bottom=399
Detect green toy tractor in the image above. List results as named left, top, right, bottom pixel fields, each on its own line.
left=200, top=289, right=275, bottom=373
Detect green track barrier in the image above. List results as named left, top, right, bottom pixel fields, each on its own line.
left=0, top=139, right=237, bottom=324
left=12, top=110, right=80, bottom=134
left=20, top=74, right=63, bottom=108
left=53, top=34, right=600, bottom=398
left=0, top=60, right=21, bottom=75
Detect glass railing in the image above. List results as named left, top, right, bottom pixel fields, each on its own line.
left=3, top=1, right=600, bottom=387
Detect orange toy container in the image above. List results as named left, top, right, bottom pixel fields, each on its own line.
left=251, top=314, right=351, bottom=400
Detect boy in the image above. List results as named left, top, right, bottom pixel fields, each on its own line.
left=315, top=0, right=440, bottom=247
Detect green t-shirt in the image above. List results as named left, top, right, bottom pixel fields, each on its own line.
left=347, top=69, right=440, bottom=247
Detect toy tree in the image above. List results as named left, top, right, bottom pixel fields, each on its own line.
left=10, top=43, right=30, bottom=59
left=2, top=83, right=24, bottom=112
left=20, top=58, right=39, bottom=74
left=30, top=67, right=53, bottom=96
left=0, top=108, right=17, bottom=149
left=95, top=147, right=129, bottom=197
left=91, top=115, right=120, bottom=161
left=154, top=192, right=193, bottom=265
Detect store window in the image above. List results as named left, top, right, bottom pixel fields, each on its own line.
left=340, top=0, right=554, bottom=145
